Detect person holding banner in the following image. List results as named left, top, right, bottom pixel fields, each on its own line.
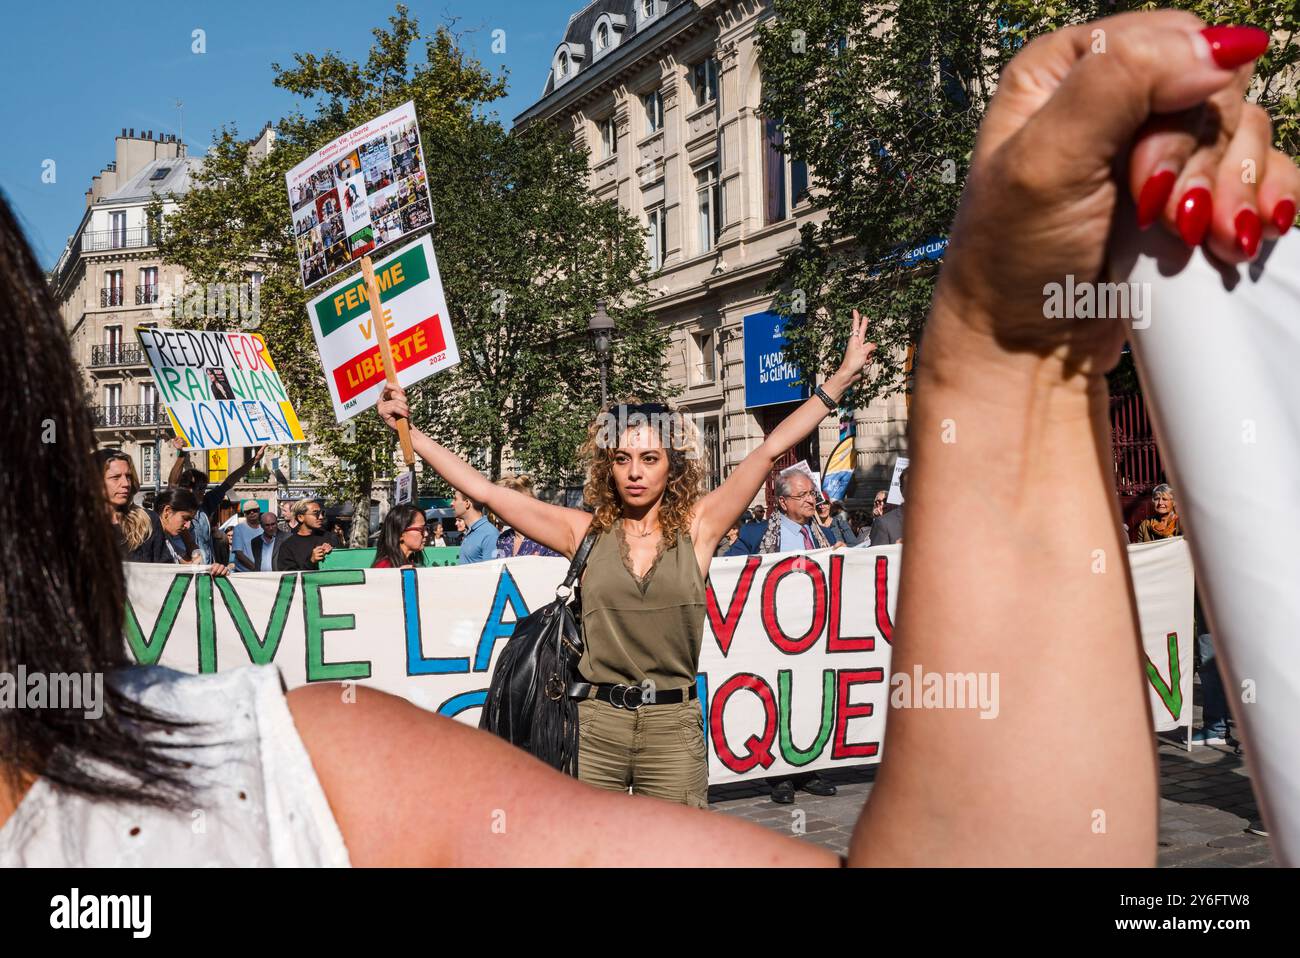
left=376, top=316, right=876, bottom=806
left=3, top=13, right=1288, bottom=867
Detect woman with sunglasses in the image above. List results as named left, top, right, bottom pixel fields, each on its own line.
left=372, top=504, right=428, bottom=569
left=377, top=318, right=875, bottom=805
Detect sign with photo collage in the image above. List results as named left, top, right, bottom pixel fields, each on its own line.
left=284, top=100, right=435, bottom=288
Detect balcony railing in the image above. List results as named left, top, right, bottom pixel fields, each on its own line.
left=82, top=227, right=159, bottom=253
left=100, top=286, right=124, bottom=307
left=90, top=343, right=146, bottom=368
left=92, top=403, right=165, bottom=428
left=136, top=283, right=159, bottom=304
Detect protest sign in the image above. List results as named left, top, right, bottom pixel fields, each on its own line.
left=124, top=538, right=1193, bottom=783
left=1116, top=219, right=1300, bottom=862
left=137, top=328, right=307, bottom=450
left=886, top=456, right=909, bottom=505
left=285, top=100, right=434, bottom=288
left=305, top=234, right=459, bottom=421
left=822, top=435, right=855, bottom=501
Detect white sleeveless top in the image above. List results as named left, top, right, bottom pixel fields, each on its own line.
left=0, top=665, right=350, bottom=867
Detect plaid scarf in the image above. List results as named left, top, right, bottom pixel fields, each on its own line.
left=758, top=513, right=830, bottom=554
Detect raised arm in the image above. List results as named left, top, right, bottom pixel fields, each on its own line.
left=377, top=385, right=592, bottom=558
left=694, top=312, right=875, bottom=547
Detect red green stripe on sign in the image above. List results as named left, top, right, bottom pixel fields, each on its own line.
left=332, top=314, right=448, bottom=402
left=313, top=244, right=431, bottom=337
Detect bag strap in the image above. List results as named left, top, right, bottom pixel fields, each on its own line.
left=557, top=529, right=600, bottom=597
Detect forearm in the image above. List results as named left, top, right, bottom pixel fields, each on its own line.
left=756, top=372, right=849, bottom=465
left=408, top=426, right=497, bottom=504
left=850, top=302, right=1156, bottom=866
left=167, top=450, right=188, bottom=487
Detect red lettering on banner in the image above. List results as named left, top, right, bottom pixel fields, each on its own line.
left=832, top=669, right=884, bottom=759
left=827, top=553, right=873, bottom=652
left=705, top=557, right=761, bottom=656
left=760, top=556, right=827, bottom=654
left=874, top=555, right=895, bottom=645
left=708, top=673, right=777, bottom=773
left=332, top=315, right=447, bottom=402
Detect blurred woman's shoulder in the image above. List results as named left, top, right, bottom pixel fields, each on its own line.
left=0, top=665, right=350, bottom=867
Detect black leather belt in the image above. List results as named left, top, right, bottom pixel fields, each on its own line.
left=567, top=681, right=698, bottom=710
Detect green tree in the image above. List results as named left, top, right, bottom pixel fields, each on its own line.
left=157, top=5, right=668, bottom=537
left=757, top=0, right=1300, bottom=405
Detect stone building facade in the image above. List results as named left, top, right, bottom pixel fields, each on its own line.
left=515, top=0, right=909, bottom=507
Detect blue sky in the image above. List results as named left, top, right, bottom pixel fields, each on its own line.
left=0, top=0, right=580, bottom=268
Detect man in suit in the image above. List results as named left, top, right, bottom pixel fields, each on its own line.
left=870, top=468, right=907, bottom=545
left=251, top=512, right=290, bottom=573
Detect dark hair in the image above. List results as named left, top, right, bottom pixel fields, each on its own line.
left=175, top=467, right=209, bottom=490
left=153, top=488, right=200, bottom=516
left=373, top=504, right=426, bottom=568
left=0, top=193, right=196, bottom=807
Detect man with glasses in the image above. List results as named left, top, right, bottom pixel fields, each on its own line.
left=869, top=468, right=906, bottom=546
left=276, top=498, right=334, bottom=571
left=230, top=499, right=263, bottom=572
left=745, top=468, right=837, bottom=803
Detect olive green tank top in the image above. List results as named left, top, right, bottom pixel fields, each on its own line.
left=578, top=523, right=706, bottom=690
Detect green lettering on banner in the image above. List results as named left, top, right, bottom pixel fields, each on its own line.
left=1145, top=631, right=1183, bottom=720
left=195, top=574, right=217, bottom=673
left=777, top=669, right=836, bottom=767
left=124, top=574, right=192, bottom=665
left=312, top=243, right=431, bottom=336
left=301, top=570, right=372, bottom=681
left=215, top=575, right=296, bottom=665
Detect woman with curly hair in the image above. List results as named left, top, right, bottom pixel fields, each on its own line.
left=376, top=317, right=874, bottom=804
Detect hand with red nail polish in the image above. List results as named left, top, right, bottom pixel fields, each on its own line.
left=1176, top=187, right=1213, bottom=247
left=1234, top=209, right=1263, bottom=258
left=1273, top=200, right=1297, bottom=234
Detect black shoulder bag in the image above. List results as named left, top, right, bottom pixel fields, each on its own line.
left=479, top=532, right=598, bottom=776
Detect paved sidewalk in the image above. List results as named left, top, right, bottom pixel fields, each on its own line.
left=711, top=732, right=1274, bottom=867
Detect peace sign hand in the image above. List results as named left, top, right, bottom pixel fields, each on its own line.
left=833, top=310, right=877, bottom=388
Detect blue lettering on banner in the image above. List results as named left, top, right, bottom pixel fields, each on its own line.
left=439, top=690, right=487, bottom=718
left=403, top=568, right=469, bottom=675
left=169, top=398, right=293, bottom=447
left=473, top=568, right=530, bottom=671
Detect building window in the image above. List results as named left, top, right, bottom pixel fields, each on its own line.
left=691, top=330, right=716, bottom=385
left=763, top=116, right=810, bottom=224
left=103, top=270, right=124, bottom=308
left=138, top=266, right=159, bottom=305
left=596, top=23, right=609, bottom=52
left=141, top=444, right=158, bottom=486
left=104, top=383, right=122, bottom=409
left=692, top=58, right=719, bottom=109
left=695, top=164, right=721, bottom=253
left=109, top=211, right=127, bottom=249
left=600, top=115, right=618, bottom=160
left=558, top=51, right=569, bottom=78
left=643, top=89, right=663, bottom=134
left=140, top=382, right=158, bottom=412
left=645, top=206, right=666, bottom=271
left=701, top=416, right=721, bottom=490
left=641, top=0, right=659, bottom=21
left=290, top=445, right=309, bottom=480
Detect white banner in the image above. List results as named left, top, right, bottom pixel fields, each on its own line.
left=1115, top=217, right=1300, bottom=863
left=124, top=540, right=1192, bottom=783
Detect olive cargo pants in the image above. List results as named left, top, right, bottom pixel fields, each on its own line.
left=576, top=696, right=709, bottom=807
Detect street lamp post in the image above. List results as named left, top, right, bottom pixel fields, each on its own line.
left=588, top=299, right=615, bottom=408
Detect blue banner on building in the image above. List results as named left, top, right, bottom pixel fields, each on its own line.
left=743, top=311, right=810, bottom=409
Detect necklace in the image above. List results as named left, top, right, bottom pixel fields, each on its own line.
left=623, top=518, right=657, bottom=538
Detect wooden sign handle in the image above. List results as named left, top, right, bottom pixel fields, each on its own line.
left=360, top=255, right=416, bottom=466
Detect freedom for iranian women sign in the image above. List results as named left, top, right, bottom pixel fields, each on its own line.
left=124, top=539, right=1192, bottom=784
left=306, top=234, right=459, bottom=421
left=137, top=328, right=307, bottom=450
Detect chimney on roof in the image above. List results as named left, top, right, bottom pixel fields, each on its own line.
left=121, top=128, right=126, bottom=137
left=129, top=128, right=135, bottom=137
